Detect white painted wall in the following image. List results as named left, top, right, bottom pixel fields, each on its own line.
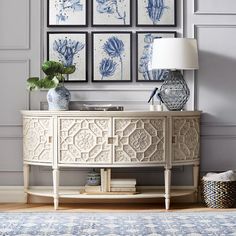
left=0, top=0, right=235, bottom=188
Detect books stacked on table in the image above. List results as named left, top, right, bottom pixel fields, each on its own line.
left=110, top=179, right=136, bottom=192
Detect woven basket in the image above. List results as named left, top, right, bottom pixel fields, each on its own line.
left=201, top=179, right=236, bottom=208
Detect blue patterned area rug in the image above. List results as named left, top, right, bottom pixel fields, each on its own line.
left=0, top=212, right=236, bottom=235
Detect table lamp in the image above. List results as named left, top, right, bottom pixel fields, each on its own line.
left=151, top=38, right=199, bottom=111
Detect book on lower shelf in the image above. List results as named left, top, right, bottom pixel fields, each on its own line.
left=101, top=168, right=111, bottom=192
left=110, top=187, right=136, bottom=192
left=84, top=185, right=101, bottom=193
left=110, top=178, right=136, bottom=192
left=100, top=169, right=137, bottom=193
left=111, top=178, right=136, bottom=186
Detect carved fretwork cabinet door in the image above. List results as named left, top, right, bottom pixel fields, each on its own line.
left=113, top=118, right=166, bottom=164
left=58, top=118, right=112, bottom=164
left=23, top=117, right=53, bottom=163
left=172, top=117, right=200, bottom=163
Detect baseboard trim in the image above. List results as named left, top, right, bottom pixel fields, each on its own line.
left=0, top=186, right=25, bottom=203
left=0, top=186, right=198, bottom=204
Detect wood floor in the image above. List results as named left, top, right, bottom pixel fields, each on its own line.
left=0, top=203, right=236, bottom=212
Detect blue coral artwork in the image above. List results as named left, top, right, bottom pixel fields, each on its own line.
left=92, top=32, right=132, bottom=82
left=48, top=32, right=87, bottom=82
left=48, top=0, right=87, bottom=26
left=136, top=0, right=175, bottom=26
left=92, top=0, right=131, bottom=26
left=136, top=32, right=175, bottom=82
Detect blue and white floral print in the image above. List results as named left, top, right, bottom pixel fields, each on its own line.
left=55, top=0, right=83, bottom=24
left=100, top=36, right=125, bottom=80
left=95, top=0, right=127, bottom=24
left=49, top=0, right=86, bottom=26
left=99, top=58, right=117, bottom=79
left=53, top=37, right=85, bottom=67
left=49, top=33, right=87, bottom=82
left=93, top=33, right=131, bottom=81
left=137, top=0, right=174, bottom=26
left=139, top=33, right=168, bottom=81
left=146, top=0, right=167, bottom=24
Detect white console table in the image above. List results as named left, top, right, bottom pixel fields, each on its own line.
left=22, top=110, right=201, bottom=210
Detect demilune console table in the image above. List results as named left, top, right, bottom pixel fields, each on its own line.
left=22, top=110, right=201, bottom=210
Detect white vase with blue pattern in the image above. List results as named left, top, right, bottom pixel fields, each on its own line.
left=47, top=86, right=71, bottom=111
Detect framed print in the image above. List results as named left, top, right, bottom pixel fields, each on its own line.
left=92, top=0, right=131, bottom=26
left=47, top=0, right=87, bottom=27
left=92, top=32, right=132, bottom=82
left=136, top=31, right=176, bottom=82
left=47, top=32, right=88, bottom=82
left=136, top=0, right=176, bottom=26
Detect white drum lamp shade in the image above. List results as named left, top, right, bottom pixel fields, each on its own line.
left=151, top=38, right=199, bottom=111
left=151, top=38, right=199, bottom=70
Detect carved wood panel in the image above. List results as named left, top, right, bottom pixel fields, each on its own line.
left=172, top=117, right=200, bottom=162
left=23, top=117, right=52, bottom=163
left=113, top=118, right=166, bottom=164
left=59, top=118, right=112, bottom=164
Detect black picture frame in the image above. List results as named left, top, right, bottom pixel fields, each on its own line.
left=136, top=31, right=177, bottom=82
left=92, top=0, right=132, bottom=27
left=47, top=0, right=88, bottom=27
left=47, top=31, right=88, bottom=83
left=136, top=0, right=177, bottom=27
left=92, top=31, right=132, bottom=83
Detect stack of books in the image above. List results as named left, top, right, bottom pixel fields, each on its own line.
left=101, top=168, right=111, bottom=192
left=84, top=185, right=101, bottom=193
left=83, top=169, right=137, bottom=195
left=111, top=179, right=136, bottom=192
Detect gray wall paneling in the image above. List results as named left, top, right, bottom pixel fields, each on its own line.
left=0, top=0, right=41, bottom=185
left=185, top=0, right=236, bottom=172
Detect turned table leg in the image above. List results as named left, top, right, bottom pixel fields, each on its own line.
left=164, top=167, right=171, bottom=210
left=193, top=164, right=200, bottom=202
left=23, top=164, right=30, bottom=203
left=53, top=168, right=59, bottom=210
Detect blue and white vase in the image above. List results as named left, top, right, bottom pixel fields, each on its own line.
left=86, top=170, right=101, bottom=186
left=47, top=86, right=71, bottom=111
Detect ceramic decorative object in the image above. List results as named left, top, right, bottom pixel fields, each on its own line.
left=47, top=86, right=71, bottom=111
left=27, top=61, right=76, bottom=111
left=86, top=170, right=101, bottom=186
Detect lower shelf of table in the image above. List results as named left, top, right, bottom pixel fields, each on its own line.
left=26, top=188, right=195, bottom=199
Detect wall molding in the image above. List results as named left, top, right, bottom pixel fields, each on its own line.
left=0, top=0, right=30, bottom=50
left=193, top=0, right=236, bottom=15
left=201, top=135, right=236, bottom=140
left=39, top=86, right=158, bottom=92
left=193, top=24, right=236, bottom=110
left=0, top=137, right=22, bottom=140
left=201, top=122, right=236, bottom=128
left=0, top=125, right=22, bottom=127
left=0, top=59, right=30, bottom=126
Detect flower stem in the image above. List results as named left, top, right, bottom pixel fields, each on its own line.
left=115, top=2, right=126, bottom=24
left=119, top=55, right=124, bottom=80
